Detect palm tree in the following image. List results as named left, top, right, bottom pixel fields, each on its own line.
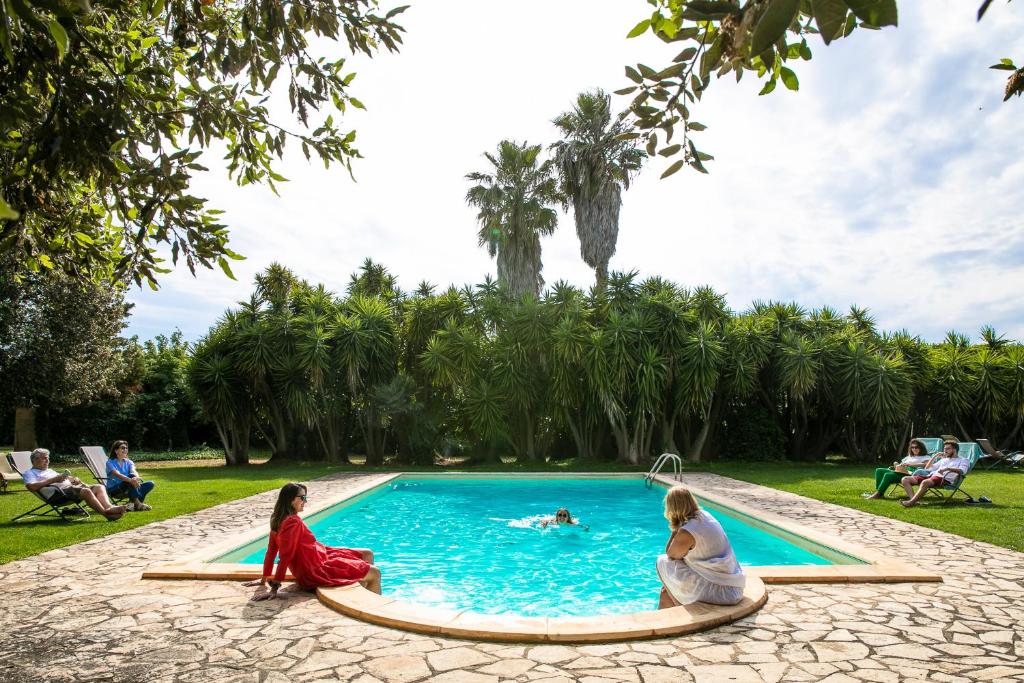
left=551, top=90, right=644, bottom=292
left=466, top=140, right=561, bottom=299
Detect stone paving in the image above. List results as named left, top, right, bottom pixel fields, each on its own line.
left=1, top=472, right=1023, bottom=683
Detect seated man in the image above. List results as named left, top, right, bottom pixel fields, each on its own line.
left=899, top=441, right=971, bottom=508
left=22, top=449, right=127, bottom=521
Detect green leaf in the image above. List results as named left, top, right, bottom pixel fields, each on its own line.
left=0, top=195, right=19, bottom=220
left=140, top=36, right=158, bottom=49
left=627, top=18, right=651, bottom=38
left=150, top=0, right=164, bottom=18
left=811, top=0, right=848, bottom=45
left=614, top=86, right=638, bottom=95
left=658, top=144, right=682, bottom=157
left=843, top=0, right=898, bottom=27
left=217, top=257, right=236, bottom=280
left=625, top=65, right=643, bottom=83
left=657, top=17, right=678, bottom=39
left=758, top=77, right=778, bottom=96
left=780, top=66, right=799, bottom=90
left=48, top=20, right=69, bottom=61
left=750, top=0, right=800, bottom=58
left=660, top=159, right=685, bottom=178
left=688, top=122, right=707, bottom=131
left=73, top=231, right=94, bottom=245
left=113, top=158, right=131, bottom=173
left=990, top=62, right=1018, bottom=71
left=674, top=47, right=698, bottom=63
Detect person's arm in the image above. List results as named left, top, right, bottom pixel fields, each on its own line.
left=106, top=460, right=133, bottom=484
left=666, top=529, right=695, bottom=560
left=260, top=532, right=280, bottom=583
left=272, top=517, right=302, bottom=585
left=24, top=471, right=67, bottom=493
left=127, top=459, right=142, bottom=486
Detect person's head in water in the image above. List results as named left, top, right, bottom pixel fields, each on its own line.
left=554, top=508, right=573, bottom=524
left=270, top=482, right=307, bottom=531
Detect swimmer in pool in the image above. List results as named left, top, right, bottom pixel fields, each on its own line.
left=540, top=507, right=588, bottom=531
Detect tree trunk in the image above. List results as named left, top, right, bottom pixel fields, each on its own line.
left=660, top=414, right=679, bottom=455
left=14, top=406, right=37, bottom=451
left=525, top=416, right=537, bottom=461
left=364, top=405, right=384, bottom=466
left=686, top=417, right=712, bottom=464
left=594, top=261, right=609, bottom=294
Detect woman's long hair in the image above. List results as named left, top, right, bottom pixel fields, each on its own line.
left=663, top=486, right=700, bottom=531
left=270, top=483, right=306, bottom=532
left=908, top=439, right=928, bottom=455
left=109, top=440, right=128, bottom=459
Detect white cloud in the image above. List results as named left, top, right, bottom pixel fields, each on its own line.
left=126, top=0, right=1024, bottom=344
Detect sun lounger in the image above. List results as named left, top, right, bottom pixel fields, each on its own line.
left=80, top=445, right=132, bottom=503
left=0, top=453, right=21, bottom=493
left=914, top=437, right=944, bottom=456
left=976, top=438, right=1024, bottom=470
left=926, top=442, right=982, bottom=504
left=7, top=451, right=90, bottom=522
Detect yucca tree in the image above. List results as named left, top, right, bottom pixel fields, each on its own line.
left=551, top=90, right=644, bottom=292
left=466, top=140, right=561, bottom=299
left=188, top=319, right=254, bottom=465
left=334, top=295, right=398, bottom=466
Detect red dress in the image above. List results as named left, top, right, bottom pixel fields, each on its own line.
left=262, top=515, right=371, bottom=589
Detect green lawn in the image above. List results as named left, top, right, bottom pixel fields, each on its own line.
left=2, top=458, right=1021, bottom=565
left=699, top=462, right=1024, bottom=553
left=0, top=460, right=338, bottom=565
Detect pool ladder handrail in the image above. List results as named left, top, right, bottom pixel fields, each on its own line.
left=645, top=452, right=683, bottom=488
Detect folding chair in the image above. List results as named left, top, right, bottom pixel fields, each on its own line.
left=926, top=442, right=982, bottom=504
left=882, top=437, right=944, bottom=496
left=0, top=453, right=21, bottom=493
left=78, top=445, right=132, bottom=505
left=976, top=438, right=1023, bottom=470
left=915, top=437, right=944, bottom=456
left=7, top=451, right=90, bottom=522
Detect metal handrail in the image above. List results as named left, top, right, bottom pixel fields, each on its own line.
left=645, top=452, right=682, bottom=488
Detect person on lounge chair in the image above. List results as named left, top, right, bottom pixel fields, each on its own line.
left=105, top=440, right=155, bottom=511
left=864, top=439, right=938, bottom=499
left=22, top=449, right=127, bottom=521
left=899, top=441, right=971, bottom=508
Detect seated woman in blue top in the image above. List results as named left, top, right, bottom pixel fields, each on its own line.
left=106, top=440, right=156, bottom=511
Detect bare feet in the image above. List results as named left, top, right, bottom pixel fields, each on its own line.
left=900, top=500, right=917, bottom=508
left=103, top=507, right=125, bottom=521
left=862, top=492, right=883, bottom=499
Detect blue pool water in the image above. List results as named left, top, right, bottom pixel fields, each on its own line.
left=227, top=478, right=849, bottom=617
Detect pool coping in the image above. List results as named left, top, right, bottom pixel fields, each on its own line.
left=141, top=471, right=940, bottom=642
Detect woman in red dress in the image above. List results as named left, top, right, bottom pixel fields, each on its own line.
left=246, top=482, right=381, bottom=601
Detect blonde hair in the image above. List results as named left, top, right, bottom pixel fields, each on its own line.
left=663, top=486, right=700, bottom=531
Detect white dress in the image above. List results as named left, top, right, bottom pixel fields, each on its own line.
left=656, top=510, right=746, bottom=606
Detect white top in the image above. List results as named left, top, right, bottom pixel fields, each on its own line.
left=22, top=467, right=62, bottom=487
left=680, top=511, right=746, bottom=588
left=901, top=454, right=932, bottom=467
left=921, top=456, right=971, bottom=484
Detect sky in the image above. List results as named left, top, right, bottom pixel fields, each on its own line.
left=125, top=0, right=1024, bottom=344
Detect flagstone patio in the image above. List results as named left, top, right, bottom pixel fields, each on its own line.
left=1, top=472, right=1022, bottom=683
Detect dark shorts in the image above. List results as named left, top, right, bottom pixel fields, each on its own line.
left=45, top=486, right=86, bottom=503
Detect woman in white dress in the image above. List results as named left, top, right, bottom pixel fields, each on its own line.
left=656, top=486, right=746, bottom=608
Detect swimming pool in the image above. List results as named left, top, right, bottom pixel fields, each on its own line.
left=215, top=477, right=862, bottom=618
